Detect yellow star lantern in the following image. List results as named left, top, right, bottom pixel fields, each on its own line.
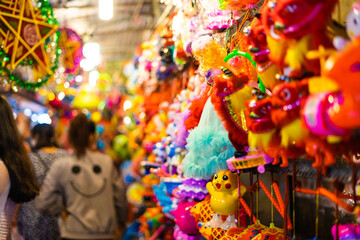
left=59, top=28, right=83, bottom=73
left=0, top=0, right=58, bottom=75
left=60, top=31, right=79, bottom=70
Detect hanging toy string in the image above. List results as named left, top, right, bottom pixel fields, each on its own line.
left=249, top=172, right=254, bottom=225
left=238, top=170, right=241, bottom=227
left=257, top=173, right=259, bottom=220
left=271, top=184, right=274, bottom=224
left=259, top=180, right=293, bottom=229
left=315, top=192, right=320, bottom=239
left=315, top=167, right=321, bottom=240
left=292, top=159, right=296, bottom=239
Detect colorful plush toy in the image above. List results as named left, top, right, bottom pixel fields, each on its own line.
left=269, top=79, right=309, bottom=167
left=245, top=19, right=279, bottom=90
left=182, top=99, right=236, bottom=180
left=262, top=0, right=338, bottom=77
left=206, top=169, right=246, bottom=229
left=245, top=91, right=280, bottom=163
left=211, top=67, right=252, bottom=152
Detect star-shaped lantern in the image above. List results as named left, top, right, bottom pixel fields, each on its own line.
left=59, top=28, right=83, bottom=73
left=0, top=0, right=58, bottom=75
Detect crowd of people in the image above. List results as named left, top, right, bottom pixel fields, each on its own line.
left=0, top=94, right=128, bottom=240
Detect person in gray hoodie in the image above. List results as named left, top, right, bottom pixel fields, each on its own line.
left=36, top=113, right=127, bottom=240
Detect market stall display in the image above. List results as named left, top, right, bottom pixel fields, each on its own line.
left=1, top=0, right=360, bottom=239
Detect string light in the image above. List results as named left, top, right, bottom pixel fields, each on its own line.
left=99, top=0, right=113, bottom=21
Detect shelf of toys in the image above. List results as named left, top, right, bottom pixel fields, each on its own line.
left=121, top=0, right=360, bottom=239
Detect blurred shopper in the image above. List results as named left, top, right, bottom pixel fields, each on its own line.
left=15, top=113, right=32, bottom=152
left=17, top=124, right=68, bottom=240
left=0, top=95, right=39, bottom=239
left=36, top=113, right=127, bottom=240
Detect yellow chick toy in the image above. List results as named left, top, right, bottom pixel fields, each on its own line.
left=206, top=169, right=246, bottom=230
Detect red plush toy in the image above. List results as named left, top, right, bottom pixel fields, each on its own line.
left=269, top=79, right=309, bottom=167
left=245, top=91, right=281, bottom=162
left=245, top=19, right=279, bottom=90
left=211, top=67, right=252, bottom=152
left=261, top=0, right=338, bottom=77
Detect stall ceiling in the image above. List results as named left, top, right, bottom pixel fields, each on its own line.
left=51, top=0, right=165, bottom=62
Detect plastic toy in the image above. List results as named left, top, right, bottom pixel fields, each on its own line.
left=334, top=2, right=360, bottom=50
left=206, top=169, right=246, bottom=229
left=173, top=201, right=200, bottom=236
left=190, top=195, right=214, bottom=225
left=320, top=36, right=360, bottom=129
left=178, top=178, right=209, bottom=201
left=191, top=35, right=229, bottom=73
left=220, top=227, right=246, bottom=240
left=252, top=223, right=291, bottom=240
left=174, top=227, right=201, bottom=240
left=301, top=37, right=360, bottom=168
left=237, top=221, right=267, bottom=239
left=346, top=2, right=360, bottom=40
left=331, top=224, right=360, bottom=240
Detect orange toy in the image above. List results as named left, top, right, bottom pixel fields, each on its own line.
left=324, top=36, right=360, bottom=129
left=211, top=67, right=252, bottom=152
left=259, top=181, right=292, bottom=230
left=269, top=79, right=309, bottom=167
left=237, top=221, right=267, bottom=239
left=219, top=0, right=260, bottom=10
left=262, top=0, right=338, bottom=78
left=245, top=19, right=279, bottom=90
left=191, top=195, right=214, bottom=224
left=220, top=227, right=246, bottom=240
left=253, top=223, right=291, bottom=240
left=199, top=225, right=226, bottom=240
left=245, top=92, right=281, bottom=161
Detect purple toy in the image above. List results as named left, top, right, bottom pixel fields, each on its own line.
left=331, top=224, right=360, bottom=240
left=173, top=227, right=201, bottom=240
left=177, top=178, right=209, bottom=201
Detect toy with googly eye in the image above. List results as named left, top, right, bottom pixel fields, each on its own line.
left=268, top=79, right=309, bottom=167
left=206, top=169, right=246, bottom=230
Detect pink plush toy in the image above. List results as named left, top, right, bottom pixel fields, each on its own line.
left=173, top=201, right=200, bottom=236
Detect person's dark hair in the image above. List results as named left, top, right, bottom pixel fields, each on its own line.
left=88, top=120, right=96, bottom=135
left=31, top=123, right=57, bottom=151
left=68, top=113, right=92, bottom=159
left=0, top=95, right=40, bottom=203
